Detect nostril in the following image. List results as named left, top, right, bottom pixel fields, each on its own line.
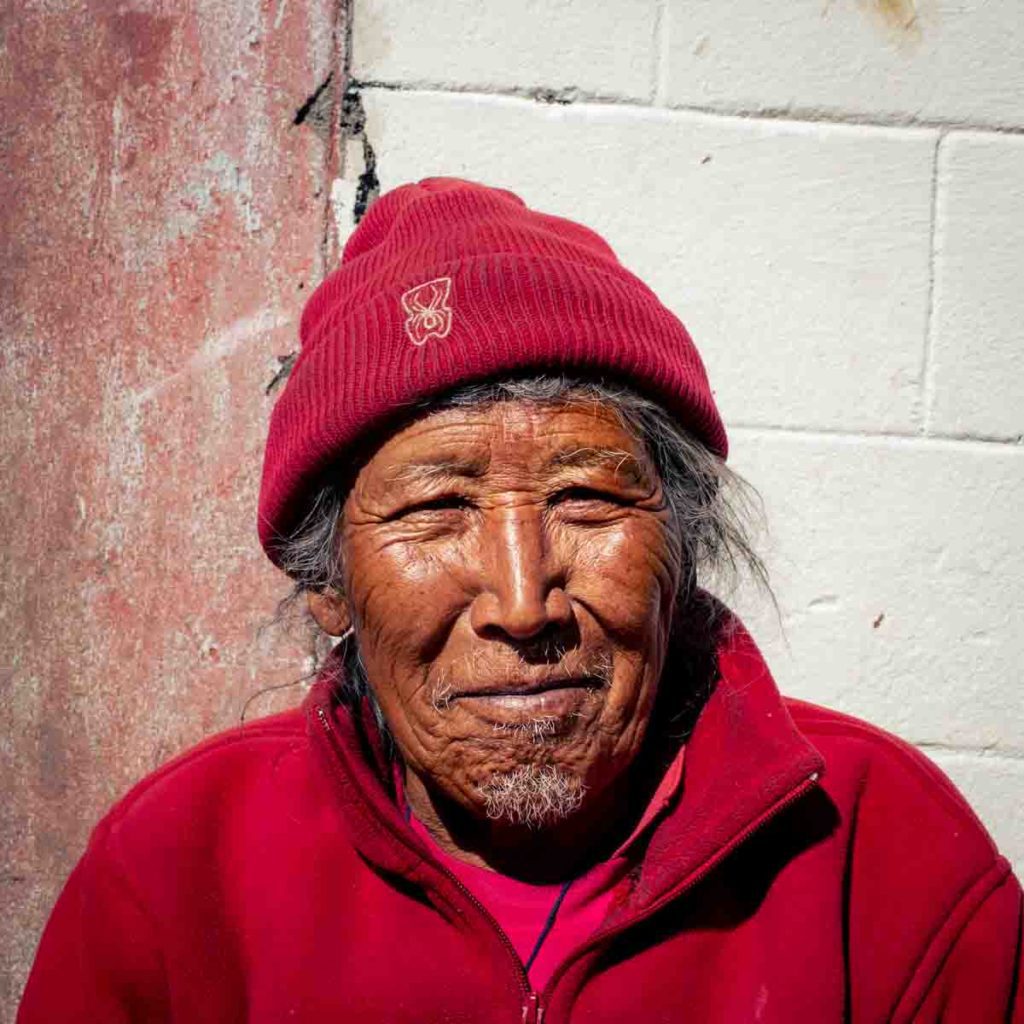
left=474, top=622, right=581, bottom=668
left=516, top=621, right=581, bottom=664
left=469, top=585, right=574, bottom=644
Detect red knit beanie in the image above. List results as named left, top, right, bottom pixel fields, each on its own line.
left=258, top=177, right=727, bottom=565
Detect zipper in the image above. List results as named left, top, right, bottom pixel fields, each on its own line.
left=317, top=703, right=818, bottom=1024
left=316, top=705, right=542, bottom=1023
left=522, top=991, right=543, bottom=1024
left=537, top=769, right=823, bottom=1005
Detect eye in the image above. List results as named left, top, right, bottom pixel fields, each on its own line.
left=392, top=495, right=472, bottom=520
left=553, top=486, right=625, bottom=504
left=550, top=486, right=629, bottom=518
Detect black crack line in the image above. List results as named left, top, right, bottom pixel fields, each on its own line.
left=265, top=352, right=298, bottom=396
left=293, top=72, right=335, bottom=127
left=341, top=85, right=379, bottom=224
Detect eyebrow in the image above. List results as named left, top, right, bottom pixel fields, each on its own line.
left=547, top=447, right=650, bottom=486
left=389, top=454, right=490, bottom=483
left=388, top=447, right=652, bottom=486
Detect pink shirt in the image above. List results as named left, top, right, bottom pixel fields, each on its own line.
left=407, top=750, right=685, bottom=991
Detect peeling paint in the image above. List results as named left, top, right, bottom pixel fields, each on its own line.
left=169, top=152, right=263, bottom=243
left=273, top=0, right=289, bottom=32
left=1, top=0, right=336, bottom=1014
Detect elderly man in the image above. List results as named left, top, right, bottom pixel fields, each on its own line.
left=19, top=179, right=1023, bottom=1022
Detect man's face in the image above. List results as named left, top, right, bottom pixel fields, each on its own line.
left=337, top=400, right=680, bottom=825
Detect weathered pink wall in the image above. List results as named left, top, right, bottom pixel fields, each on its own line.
left=0, top=0, right=346, bottom=1012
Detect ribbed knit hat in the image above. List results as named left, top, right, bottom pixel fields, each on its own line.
left=258, top=177, right=726, bottom=566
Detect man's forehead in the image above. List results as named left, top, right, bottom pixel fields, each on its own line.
left=388, top=445, right=647, bottom=483
left=376, top=403, right=652, bottom=484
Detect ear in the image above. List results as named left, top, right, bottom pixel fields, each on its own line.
left=307, top=589, right=352, bottom=637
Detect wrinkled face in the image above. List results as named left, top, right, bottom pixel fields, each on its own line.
left=338, top=400, right=681, bottom=825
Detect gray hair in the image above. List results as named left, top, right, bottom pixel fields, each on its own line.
left=275, top=374, right=769, bottom=726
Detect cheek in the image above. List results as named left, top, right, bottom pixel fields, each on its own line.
left=564, top=519, right=677, bottom=641
left=342, top=534, right=475, bottom=760
left=347, top=533, right=465, bottom=651
left=566, top=523, right=676, bottom=745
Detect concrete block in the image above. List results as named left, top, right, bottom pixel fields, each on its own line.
left=356, top=88, right=934, bottom=433
left=663, top=0, right=1024, bottom=128
left=929, top=133, right=1024, bottom=440
left=727, top=430, right=1024, bottom=751
left=926, top=752, right=1024, bottom=876
left=352, top=0, right=658, bottom=101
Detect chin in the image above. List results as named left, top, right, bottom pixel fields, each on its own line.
left=477, top=763, right=587, bottom=829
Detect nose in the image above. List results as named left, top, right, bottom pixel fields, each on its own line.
left=469, top=505, right=572, bottom=642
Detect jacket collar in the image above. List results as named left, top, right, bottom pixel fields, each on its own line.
left=305, top=611, right=825, bottom=912
left=631, top=616, right=824, bottom=910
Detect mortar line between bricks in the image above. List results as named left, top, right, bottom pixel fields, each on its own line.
left=728, top=423, right=1024, bottom=452
left=352, top=79, right=1024, bottom=137
left=660, top=99, right=1024, bottom=137
left=915, top=743, right=1024, bottom=763
left=651, top=0, right=669, bottom=106
left=919, top=132, right=945, bottom=437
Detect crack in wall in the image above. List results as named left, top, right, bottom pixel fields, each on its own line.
left=271, top=1, right=351, bottom=396
left=352, top=75, right=583, bottom=108
left=340, top=86, right=379, bottom=223
left=529, top=85, right=579, bottom=105
left=265, top=351, right=297, bottom=395
left=291, top=5, right=383, bottom=243
left=292, top=72, right=335, bottom=141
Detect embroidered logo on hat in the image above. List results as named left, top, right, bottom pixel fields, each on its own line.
left=400, top=277, right=454, bottom=346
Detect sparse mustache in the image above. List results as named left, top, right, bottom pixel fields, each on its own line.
left=428, top=648, right=614, bottom=712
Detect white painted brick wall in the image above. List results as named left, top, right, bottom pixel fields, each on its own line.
left=356, top=90, right=934, bottom=434
left=662, top=0, right=1024, bottom=127
left=727, top=430, right=1024, bottom=751
left=930, top=132, right=1024, bottom=440
left=345, top=1, right=1024, bottom=872
left=353, top=0, right=659, bottom=100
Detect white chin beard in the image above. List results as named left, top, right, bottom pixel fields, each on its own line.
left=479, top=765, right=586, bottom=829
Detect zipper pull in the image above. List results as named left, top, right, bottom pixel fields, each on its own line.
left=522, top=992, right=543, bottom=1024
left=316, top=706, right=332, bottom=734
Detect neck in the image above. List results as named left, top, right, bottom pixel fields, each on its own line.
left=403, top=739, right=677, bottom=884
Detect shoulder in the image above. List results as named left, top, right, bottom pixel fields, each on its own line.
left=785, top=699, right=1017, bottom=982
left=98, top=706, right=315, bottom=860
left=786, top=697, right=1000, bottom=860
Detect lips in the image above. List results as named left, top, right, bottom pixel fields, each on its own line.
left=450, top=676, right=604, bottom=727
left=452, top=675, right=603, bottom=701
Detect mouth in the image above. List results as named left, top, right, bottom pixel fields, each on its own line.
left=451, top=676, right=604, bottom=726
left=455, top=676, right=603, bottom=700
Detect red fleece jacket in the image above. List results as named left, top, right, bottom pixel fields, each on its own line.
left=18, top=624, right=1023, bottom=1023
